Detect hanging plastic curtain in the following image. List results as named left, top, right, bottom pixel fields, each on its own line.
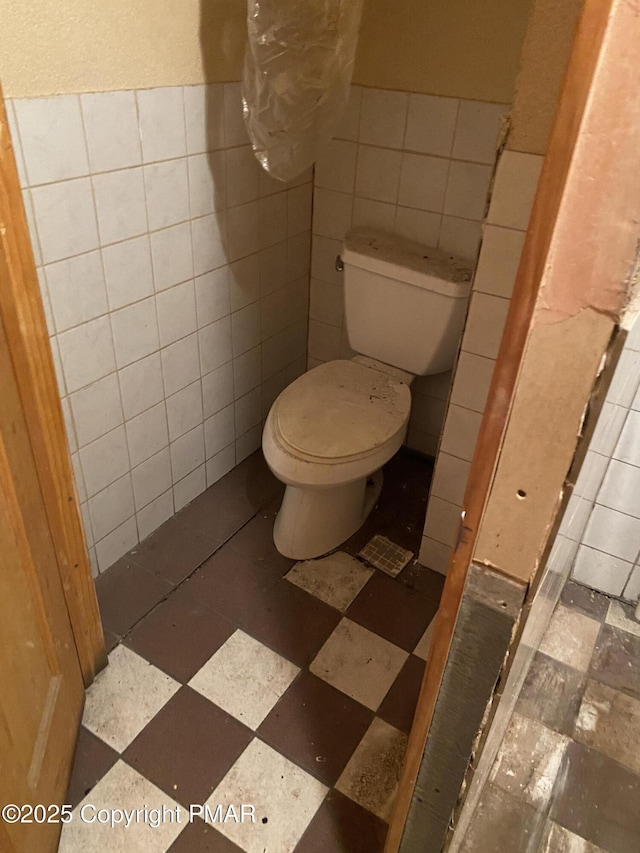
left=242, top=0, right=364, bottom=182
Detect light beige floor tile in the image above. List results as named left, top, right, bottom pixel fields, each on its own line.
left=309, top=618, right=407, bottom=711
left=413, top=619, right=436, bottom=661
left=285, top=551, right=373, bottom=611
left=189, top=629, right=299, bottom=729
left=208, top=738, right=327, bottom=852
left=59, top=761, right=182, bottom=852
left=539, top=604, right=601, bottom=672
left=606, top=600, right=640, bottom=639
left=574, top=679, right=640, bottom=774
left=541, top=821, right=606, bottom=852
left=82, top=645, right=180, bottom=751
left=490, top=712, right=569, bottom=809
left=335, top=717, right=407, bottom=822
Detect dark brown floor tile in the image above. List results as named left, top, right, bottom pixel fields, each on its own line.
left=590, top=623, right=640, bottom=700
left=561, top=581, right=609, bottom=621
left=227, top=512, right=294, bottom=577
left=131, top=516, right=221, bottom=586
left=189, top=544, right=283, bottom=623
left=95, top=558, right=173, bottom=637
left=124, top=583, right=235, bottom=682
left=238, top=579, right=342, bottom=667
left=346, top=573, right=438, bottom=652
left=377, top=654, right=426, bottom=734
left=102, top=628, right=120, bottom=654
left=123, top=686, right=252, bottom=808
left=398, top=561, right=446, bottom=599
left=65, top=727, right=119, bottom=808
left=169, top=818, right=243, bottom=852
left=516, top=651, right=587, bottom=736
left=573, top=679, right=640, bottom=775
left=550, top=741, right=640, bottom=853
left=459, top=783, right=546, bottom=853
left=295, top=790, right=387, bottom=853
left=258, top=671, right=373, bottom=786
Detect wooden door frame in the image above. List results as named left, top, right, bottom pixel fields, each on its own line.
left=387, top=0, right=640, bottom=849
left=0, top=91, right=106, bottom=686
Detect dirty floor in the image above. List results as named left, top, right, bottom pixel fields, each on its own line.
left=61, top=448, right=442, bottom=852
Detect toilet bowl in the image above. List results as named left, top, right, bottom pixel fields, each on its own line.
left=263, top=228, right=472, bottom=560
left=263, top=357, right=413, bottom=559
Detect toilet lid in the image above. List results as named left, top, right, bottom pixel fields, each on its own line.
left=274, top=360, right=411, bottom=460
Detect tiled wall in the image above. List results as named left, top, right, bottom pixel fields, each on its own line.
left=308, top=86, right=509, bottom=456
left=6, top=84, right=312, bottom=575
left=568, top=326, right=640, bottom=601
left=419, top=149, right=544, bottom=571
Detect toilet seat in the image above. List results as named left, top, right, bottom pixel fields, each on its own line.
left=263, top=359, right=412, bottom=488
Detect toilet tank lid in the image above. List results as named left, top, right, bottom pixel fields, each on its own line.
left=343, top=228, right=472, bottom=297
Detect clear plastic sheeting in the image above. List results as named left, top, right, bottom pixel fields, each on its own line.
left=242, top=0, right=364, bottom=182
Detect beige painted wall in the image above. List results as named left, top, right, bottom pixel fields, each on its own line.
left=508, top=0, right=583, bottom=154
left=353, top=0, right=534, bottom=103
left=0, top=0, right=246, bottom=97
left=1, top=0, right=533, bottom=102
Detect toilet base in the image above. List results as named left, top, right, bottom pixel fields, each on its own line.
left=273, top=470, right=383, bottom=560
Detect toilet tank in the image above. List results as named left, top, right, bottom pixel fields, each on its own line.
left=342, top=229, right=472, bottom=376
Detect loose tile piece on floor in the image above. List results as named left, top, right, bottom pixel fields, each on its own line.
left=189, top=629, right=299, bottom=730
left=285, top=551, right=373, bottom=611
left=335, top=717, right=408, bottom=822
left=310, top=618, right=408, bottom=711
left=358, top=534, right=414, bottom=577
left=209, top=739, right=328, bottom=852
left=82, top=645, right=180, bottom=752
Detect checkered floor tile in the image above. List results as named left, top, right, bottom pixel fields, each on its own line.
left=67, top=450, right=441, bottom=852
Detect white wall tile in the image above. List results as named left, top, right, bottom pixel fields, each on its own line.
left=196, top=267, right=231, bottom=327
left=22, top=190, right=43, bottom=266
left=118, top=352, right=165, bottom=420
left=150, top=222, right=194, bottom=292
left=223, top=83, right=249, bottom=147
left=170, top=425, right=205, bottom=483
left=231, top=303, right=261, bottom=357
left=424, top=496, right=462, bottom=547
left=394, top=207, right=441, bottom=246
left=404, top=94, right=459, bottom=157
left=431, top=452, right=471, bottom=506
left=199, top=316, right=233, bottom=375
left=70, top=373, right=123, bottom=448
left=95, top=517, right=138, bottom=572
left=236, top=424, right=261, bottom=462
left=287, top=233, right=311, bottom=283
left=438, top=216, right=482, bottom=263
left=487, top=150, right=543, bottom=231
left=233, top=346, right=262, bottom=398
left=89, top=473, right=135, bottom=541
left=202, top=361, right=234, bottom=418
left=452, top=101, right=507, bottom=164
left=81, top=91, right=142, bottom=172
left=624, top=566, right=640, bottom=602
left=79, top=426, right=130, bottom=497
left=334, top=85, right=362, bottom=142
left=590, top=403, right=628, bottom=458
left=45, top=250, right=108, bottom=333
left=315, top=140, right=358, bottom=193
left=161, top=333, right=200, bottom=396
left=156, top=281, right=197, bottom=347
left=598, top=459, right=640, bottom=518
left=188, top=151, right=227, bottom=217
left=310, top=235, right=343, bottom=286
left=126, top=402, right=169, bottom=467
left=418, top=536, right=452, bottom=574
left=227, top=201, right=260, bottom=262
left=572, top=545, right=633, bottom=597
left=310, top=279, right=343, bottom=328
left=174, top=466, right=206, bottom=512
left=206, top=442, right=236, bottom=486
left=439, top=403, right=482, bottom=462
left=262, top=332, right=288, bottom=381
left=359, top=89, right=408, bottom=149
left=137, top=87, right=187, bottom=163
left=230, top=254, right=260, bottom=311
left=308, top=319, right=341, bottom=362
left=132, top=448, right=173, bottom=510
left=111, top=298, right=160, bottom=368
left=191, top=211, right=228, bottom=276
left=6, top=100, right=28, bottom=187
left=184, top=84, right=225, bottom=154
left=259, top=193, right=288, bottom=250
left=261, top=288, right=287, bottom=341
left=31, top=178, right=99, bottom=264
left=144, top=159, right=189, bottom=231
left=583, top=503, right=640, bottom=562
left=352, top=197, right=396, bottom=233
left=61, top=397, right=78, bottom=454
left=166, top=380, right=203, bottom=441
left=286, top=277, right=310, bottom=325
left=137, top=490, right=174, bottom=540
left=93, top=167, right=148, bottom=245
left=15, top=95, right=89, bottom=185
left=287, top=319, right=309, bottom=363
left=449, top=351, right=495, bottom=414
left=574, top=451, right=609, bottom=501
left=287, top=184, right=313, bottom=238
left=234, top=387, right=261, bottom=437
left=312, top=189, right=353, bottom=241
left=355, top=146, right=402, bottom=203
left=614, top=410, right=640, bottom=467
left=259, top=242, right=287, bottom=298
left=57, top=315, right=116, bottom=393
left=462, top=293, right=509, bottom=360
left=473, top=225, right=525, bottom=299
left=102, top=235, right=154, bottom=310
left=606, top=347, right=640, bottom=408
left=398, top=154, right=449, bottom=213
left=226, top=145, right=260, bottom=208
left=205, top=404, right=235, bottom=458
left=409, top=394, right=447, bottom=438
left=444, top=161, right=492, bottom=221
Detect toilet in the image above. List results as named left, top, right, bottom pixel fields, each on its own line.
left=263, top=228, right=472, bottom=559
